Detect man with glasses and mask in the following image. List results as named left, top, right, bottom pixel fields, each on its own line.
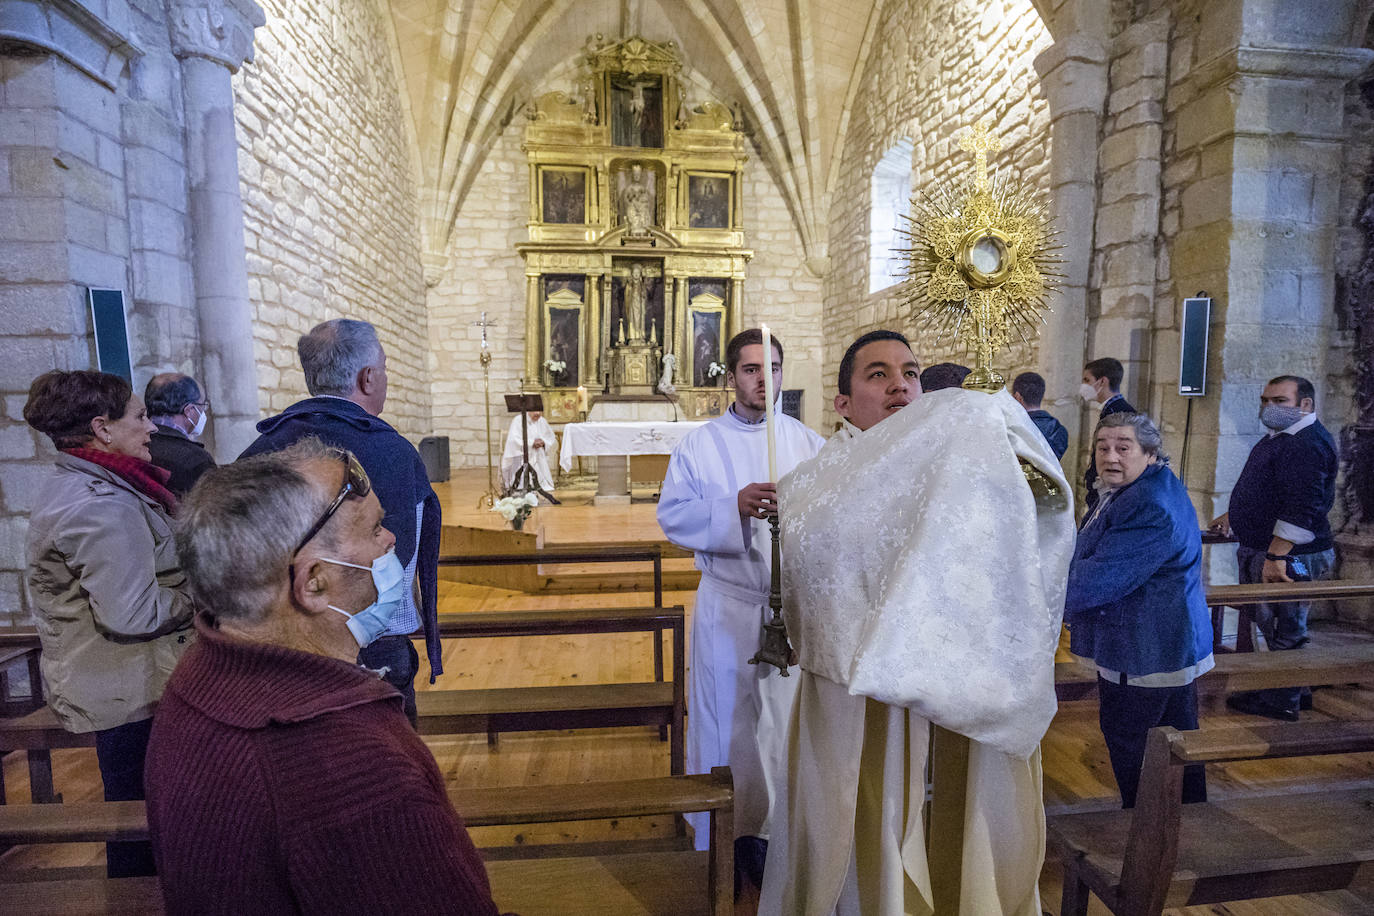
left=145, top=440, right=500, bottom=915
left=145, top=373, right=216, bottom=498
left=1210, top=375, right=1338, bottom=722
left=241, top=318, right=443, bottom=726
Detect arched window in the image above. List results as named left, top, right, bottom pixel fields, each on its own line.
left=869, top=138, right=914, bottom=294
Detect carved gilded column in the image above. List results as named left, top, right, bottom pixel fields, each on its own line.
left=729, top=277, right=744, bottom=338
left=586, top=272, right=601, bottom=386
left=678, top=275, right=691, bottom=363
left=600, top=273, right=613, bottom=382
left=171, top=0, right=265, bottom=460
left=663, top=275, right=677, bottom=355
left=524, top=272, right=541, bottom=385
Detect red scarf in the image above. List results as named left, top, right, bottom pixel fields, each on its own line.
left=63, top=447, right=180, bottom=516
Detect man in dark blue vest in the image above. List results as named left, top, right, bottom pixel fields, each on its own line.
left=241, top=319, right=442, bottom=725
left=1211, top=375, right=1337, bottom=721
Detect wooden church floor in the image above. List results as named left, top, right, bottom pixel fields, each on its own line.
left=3, top=470, right=1373, bottom=913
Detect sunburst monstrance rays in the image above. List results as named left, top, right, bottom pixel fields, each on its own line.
left=897, top=122, right=1062, bottom=374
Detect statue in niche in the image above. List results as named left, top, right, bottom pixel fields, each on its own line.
left=581, top=76, right=598, bottom=124
left=618, top=164, right=656, bottom=237
left=624, top=264, right=647, bottom=343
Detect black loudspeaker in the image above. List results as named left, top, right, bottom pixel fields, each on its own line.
left=418, top=436, right=450, bottom=483
left=88, top=289, right=132, bottom=383
left=1178, top=295, right=1211, bottom=396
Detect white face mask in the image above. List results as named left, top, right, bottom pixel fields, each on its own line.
left=187, top=405, right=207, bottom=438
left=1079, top=382, right=1101, bottom=406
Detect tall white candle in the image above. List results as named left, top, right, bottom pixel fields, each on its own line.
left=761, top=324, right=778, bottom=482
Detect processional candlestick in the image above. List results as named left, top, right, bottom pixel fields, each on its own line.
left=473, top=312, right=500, bottom=509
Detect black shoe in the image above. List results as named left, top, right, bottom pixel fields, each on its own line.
left=1299, top=691, right=1314, bottom=711
left=1226, top=693, right=1299, bottom=722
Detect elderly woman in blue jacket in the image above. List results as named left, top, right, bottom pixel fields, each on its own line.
left=1065, top=412, right=1213, bottom=808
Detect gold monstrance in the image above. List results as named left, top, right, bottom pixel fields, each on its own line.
left=900, top=121, right=1061, bottom=393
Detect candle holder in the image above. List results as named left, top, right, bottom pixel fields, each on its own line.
left=749, top=514, right=792, bottom=676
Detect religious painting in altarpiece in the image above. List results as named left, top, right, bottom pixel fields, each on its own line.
left=539, top=167, right=589, bottom=224
left=686, top=173, right=731, bottom=229
left=542, top=278, right=585, bottom=388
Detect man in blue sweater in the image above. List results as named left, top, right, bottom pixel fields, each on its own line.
left=1210, top=375, right=1337, bottom=721
left=240, top=319, right=443, bottom=724
left=1012, top=371, right=1068, bottom=459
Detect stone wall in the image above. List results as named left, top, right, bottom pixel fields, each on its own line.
left=821, top=0, right=1053, bottom=430
left=425, top=121, right=529, bottom=470
left=0, top=0, right=206, bottom=626
left=741, top=162, right=825, bottom=430
left=232, top=0, right=432, bottom=438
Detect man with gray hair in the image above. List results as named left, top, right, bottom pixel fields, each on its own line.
left=145, top=441, right=498, bottom=914
left=145, top=372, right=216, bottom=497
left=240, top=318, right=443, bottom=723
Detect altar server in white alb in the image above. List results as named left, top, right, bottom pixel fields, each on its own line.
left=501, top=409, right=557, bottom=492
left=657, top=328, right=824, bottom=896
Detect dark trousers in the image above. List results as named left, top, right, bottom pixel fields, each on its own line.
left=734, top=836, right=767, bottom=899
left=358, top=635, right=420, bottom=727
left=94, top=717, right=156, bottom=877
left=1098, top=676, right=1206, bottom=809
left=1234, top=545, right=1336, bottom=712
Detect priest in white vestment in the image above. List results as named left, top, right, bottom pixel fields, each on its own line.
left=656, top=329, right=824, bottom=890
left=759, top=330, right=1076, bottom=916
left=501, top=411, right=557, bottom=491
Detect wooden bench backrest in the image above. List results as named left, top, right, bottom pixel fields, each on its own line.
left=1117, top=721, right=1374, bottom=916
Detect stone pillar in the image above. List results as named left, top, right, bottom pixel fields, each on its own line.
left=170, top=0, right=265, bottom=460
left=1167, top=17, right=1372, bottom=533
left=1034, top=31, right=1110, bottom=486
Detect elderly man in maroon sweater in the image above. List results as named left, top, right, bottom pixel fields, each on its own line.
left=145, top=439, right=500, bottom=915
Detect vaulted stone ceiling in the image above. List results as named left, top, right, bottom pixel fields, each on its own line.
left=385, top=0, right=885, bottom=272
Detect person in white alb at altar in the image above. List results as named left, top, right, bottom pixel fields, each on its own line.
left=501, top=409, right=557, bottom=492
left=656, top=328, right=824, bottom=899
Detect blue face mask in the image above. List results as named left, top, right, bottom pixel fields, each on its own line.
left=1260, top=404, right=1305, bottom=431
left=322, top=550, right=406, bottom=648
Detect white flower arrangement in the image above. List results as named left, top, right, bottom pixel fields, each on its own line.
left=707, top=361, right=727, bottom=378
left=492, top=492, right=539, bottom=525
left=543, top=359, right=567, bottom=374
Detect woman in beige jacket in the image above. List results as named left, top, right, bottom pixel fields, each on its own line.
left=23, top=370, right=195, bottom=878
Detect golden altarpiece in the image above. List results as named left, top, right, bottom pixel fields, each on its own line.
left=516, top=35, right=751, bottom=422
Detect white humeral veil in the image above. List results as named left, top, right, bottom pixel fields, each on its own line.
left=759, top=388, right=1075, bottom=916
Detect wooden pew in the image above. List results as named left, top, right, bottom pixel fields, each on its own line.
left=1207, top=580, right=1374, bottom=653
left=1047, top=721, right=1374, bottom=916
left=0, top=769, right=736, bottom=916
left=1053, top=643, right=1374, bottom=702
left=1, top=605, right=688, bottom=803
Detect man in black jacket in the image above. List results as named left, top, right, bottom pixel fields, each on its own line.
left=145, top=373, right=216, bottom=498
left=1211, top=375, right=1337, bottom=721
left=240, top=319, right=443, bottom=725
left=1011, top=371, right=1068, bottom=459
left=1081, top=357, right=1135, bottom=509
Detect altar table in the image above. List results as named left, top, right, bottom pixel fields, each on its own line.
left=561, top=420, right=706, bottom=504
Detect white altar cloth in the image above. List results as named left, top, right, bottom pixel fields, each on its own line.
left=559, top=420, right=706, bottom=471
